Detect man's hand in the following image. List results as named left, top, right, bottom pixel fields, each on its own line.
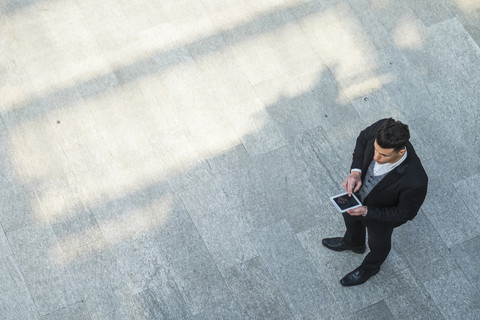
left=347, top=206, right=367, bottom=216
left=342, top=171, right=362, bottom=196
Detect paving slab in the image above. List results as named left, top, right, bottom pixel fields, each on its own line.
left=223, top=99, right=288, bottom=156
left=405, top=0, right=455, bottom=26
left=450, top=236, right=480, bottom=294
left=130, top=280, right=193, bottom=320
left=188, top=35, right=259, bottom=108
left=6, top=224, right=73, bottom=315
left=381, top=268, right=444, bottom=320
left=83, top=288, right=136, bottom=320
left=251, top=146, right=327, bottom=233
left=253, top=69, right=342, bottom=143
left=297, top=225, right=386, bottom=315
left=207, top=145, right=286, bottom=231
left=0, top=256, right=24, bottom=293
left=193, top=300, right=244, bottom=320
left=395, top=210, right=458, bottom=282
left=421, top=170, right=480, bottom=248
left=0, top=224, right=12, bottom=259
left=220, top=7, right=291, bottom=86
left=175, top=163, right=258, bottom=272
left=454, top=174, right=480, bottom=225
left=444, top=0, right=480, bottom=46
left=0, top=287, right=40, bottom=320
left=423, top=18, right=480, bottom=86
left=347, top=300, right=394, bottom=320
left=148, top=196, right=233, bottom=315
left=0, top=255, right=38, bottom=320
left=424, top=268, right=480, bottom=320
left=346, top=0, right=396, bottom=51
left=223, top=257, right=294, bottom=320
left=249, top=219, right=336, bottom=318
left=41, top=301, right=91, bottom=320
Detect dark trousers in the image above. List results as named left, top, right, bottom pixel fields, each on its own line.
left=342, top=212, right=402, bottom=270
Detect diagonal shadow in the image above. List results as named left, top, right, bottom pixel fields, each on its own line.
left=36, top=66, right=362, bottom=265
left=2, top=0, right=324, bottom=128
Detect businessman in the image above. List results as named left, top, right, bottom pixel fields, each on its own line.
left=322, top=118, right=428, bottom=286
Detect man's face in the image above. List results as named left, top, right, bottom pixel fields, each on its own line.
left=373, top=140, right=405, bottom=164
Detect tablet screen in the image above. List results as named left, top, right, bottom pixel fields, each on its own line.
left=330, top=192, right=362, bottom=212
left=333, top=194, right=360, bottom=210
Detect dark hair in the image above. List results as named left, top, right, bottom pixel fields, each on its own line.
left=376, top=118, right=410, bottom=151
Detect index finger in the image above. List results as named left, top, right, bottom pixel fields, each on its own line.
left=347, top=181, right=354, bottom=197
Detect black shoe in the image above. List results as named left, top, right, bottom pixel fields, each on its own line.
left=322, top=237, right=366, bottom=254
left=340, top=266, right=380, bottom=286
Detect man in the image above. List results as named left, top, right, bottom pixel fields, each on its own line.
left=322, top=118, right=428, bottom=286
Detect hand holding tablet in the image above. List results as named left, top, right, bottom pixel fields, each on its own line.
left=330, top=192, right=362, bottom=213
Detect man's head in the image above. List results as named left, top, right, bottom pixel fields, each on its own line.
left=374, top=118, right=409, bottom=164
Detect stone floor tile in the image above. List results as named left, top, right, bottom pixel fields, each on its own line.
left=92, top=186, right=178, bottom=295
left=0, top=255, right=26, bottom=294
left=224, top=257, right=294, bottom=319
left=130, top=280, right=192, bottom=320
left=450, top=236, right=480, bottom=293
left=0, top=224, right=12, bottom=259
left=365, top=0, right=419, bottom=32
left=0, top=286, right=40, bottom=320
left=7, top=224, right=77, bottom=313
left=405, top=0, right=455, bottom=27
left=395, top=211, right=458, bottom=281
left=347, top=0, right=395, bottom=51
left=382, top=268, right=444, bottom=319
left=0, top=185, right=35, bottom=235
left=207, top=145, right=286, bottom=231
left=454, top=174, right=480, bottom=224
left=221, top=9, right=290, bottom=85
left=83, top=288, right=136, bottom=320
left=421, top=173, right=480, bottom=248
left=176, top=168, right=258, bottom=271
left=424, top=268, right=480, bottom=320
left=193, top=300, right=244, bottom=320
left=41, top=301, right=91, bottom=320
left=373, top=59, right=433, bottom=125
left=444, top=1, right=480, bottom=47
left=292, top=122, right=361, bottom=186
left=421, top=136, right=480, bottom=182
left=351, top=89, right=406, bottom=131
left=50, top=205, right=103, bottom=253
left=249, top=219, right=339, bottom=318
left=153, top=200, right=232, bottom=314
left=347, top=300, right=394, bottom=320
left=64, top=239, right=125, bottom=305
left=422, top=18, right=480, bottom=85
left=187, top=34, right=259, bottom=107
left=253, top=70, right=339, bottom=143
left=297, top=226, right=386, bottom=314
left=262, top=4, right=325, bottom=78
left=223, top=99, right=288, bottom=156
left=252, top=146, right=328, bottom=233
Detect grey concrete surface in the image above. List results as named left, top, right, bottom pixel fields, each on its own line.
left=1, top=0, right=479, bottom=319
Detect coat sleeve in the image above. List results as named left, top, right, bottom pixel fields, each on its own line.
left=351, top=119, right=386, bottom=171
left=366, top=183, right=428, bottom=223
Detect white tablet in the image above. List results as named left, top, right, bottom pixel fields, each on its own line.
left=330, top=192, right=362, bottom=213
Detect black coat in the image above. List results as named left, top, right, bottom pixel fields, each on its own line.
left=351, top=119, right=428, bottom=224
